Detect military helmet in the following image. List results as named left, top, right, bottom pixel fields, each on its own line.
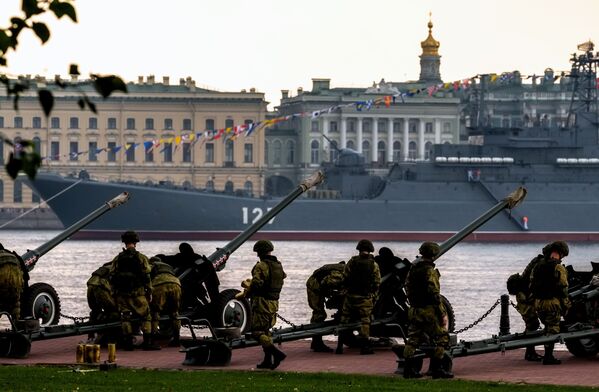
left=543, top=241, right=569, bottom=258
left=419, top=241, right=441, bottom=258
left=356, top=239, right=374, bottom=253
left=179, top=242, right=194, bottom=255
left=253, top=240, right=274, bottom=254
left=121, top=230, right=139, bottom=244
left=378, top=247, right=394, bottom=258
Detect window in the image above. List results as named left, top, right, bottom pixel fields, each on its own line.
left=14, top=116, right=23, bottom=128
left=244, top=181, right=253, bottom=196
left=89, top=141, right=98, bottom=161
left=107, top=117, right=117, bottom=129
left=310, top=140, right=319, bottom=164
left=311, top=121, right=319, bottom=132
left=32, top=117, right=41, bottom=129
left=224, top=181, right=234, bottom=194
left=362, top=140, right=370, bottom=161
left=145, top=118, right=154, bottom=130
left=286, top=141, right=295, bottom=164
left=32, top=137, right=41, bottom=155
left=408, top=141, right=417, bottom=159
left=205, top=143, right=214, bottom=163
left=163, top=143, right=172, bottom=162
left=145, top=144, right=154, bottom=162
left=69, top=141, right=79, bottom=161
left=443, top=122, right=451, bottom=134
left=378, top=140, right=386, bottom=163
left=182, top=142, right=191, bottom=162
left=183, top=119, right=192, bottom=130
left=0, top=139, right=4, bottom=164
left=0, top=117, right=4, bottom=128
left=205, top=119, right=214, bottom=131
left=425, top=141, right=433, bottom=160
left=107, top=142, right=117, bottom=162
left=89, top=117, right=98, bottom=129
left=0, top=179, right=3, bottom=201
left=329, top=121, right=338, bottom=132
left=393, top=141, right=401, bottom=162
left=273, top=140, right=282, bottom=164
left=378, top=120, right=386, bottom=131
left=348, top=120, right=355, bottom=132
left=409, top=121, right=417, bottom=133
left=244, top=143, right=253, bottom=163
left=206, top=180, right=214, bottom=191
left=126, top=118, right=135, bottom=130
left=126, top=143, right=136, bottom=162
left=225, top=139, right=234, bottom=162
left=425, top=122, right=433, bottom=133
left=347, top=140, right=355, bottom=150
left=264, top=141, right=269, bottom=165
left=363, top=121, right=372, bottom=132
left=164, top=118, right=173, bottom=130
left=50, top=141, right=60, bottom=160
left=51, top=117, right=60, bottom=129
left=393, top=122, right=401, bottom=132
left=69, top=117, right=79, bottom=129
left=225, top=119, right=234, bottom=129
left=13, top=179, right=22, bottom=203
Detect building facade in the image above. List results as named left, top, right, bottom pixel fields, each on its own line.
left=0, top=75, right=268, bottom=212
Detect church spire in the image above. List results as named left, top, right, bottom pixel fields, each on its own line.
left=418, top=14, right=442, bottom=84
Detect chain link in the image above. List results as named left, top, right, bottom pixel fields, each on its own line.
left=454, top=298, right=501, bottom=334
left=276, top=313, right=297, bottom=328
left=59, top=313, right=89, bottom=324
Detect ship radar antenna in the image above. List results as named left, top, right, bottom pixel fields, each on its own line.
left=565, top=41, right=598, bottom=129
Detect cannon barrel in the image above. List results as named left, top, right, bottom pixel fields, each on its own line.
left=436, top=186, right=527, bottom=260
left=21, top=192, right=130, bottom=271
left=178, top=170, right=324, bottom=281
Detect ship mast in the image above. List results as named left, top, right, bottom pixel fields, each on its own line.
left=565, top=41, right=598, bottom=130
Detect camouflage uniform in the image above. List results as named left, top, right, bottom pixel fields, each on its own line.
left=109, top=247, right=153, bottom=338
left=339, top=253, right=381, bottom=344
left=515, top=256, right=542, bottom=332
left=86, top=262, right=118, bottom=323
left=150, top=259, right=182, bottom=343
left=0, top=249, right=24, bottom=321
left=306, top=262, right=345, bottom=323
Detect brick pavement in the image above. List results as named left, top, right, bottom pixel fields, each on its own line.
left=1, top=336, right=598, bottom=387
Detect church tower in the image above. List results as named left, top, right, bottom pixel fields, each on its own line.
left=418, top=17, right=442, bottom=84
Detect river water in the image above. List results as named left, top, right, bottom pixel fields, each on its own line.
left=6, top=230, right=599, bottom=342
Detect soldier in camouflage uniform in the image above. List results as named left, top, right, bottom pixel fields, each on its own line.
left=530, top=241, right=570, bottom=365
left=86, top=261, right=118, bottom=342
left=236, top=240, right=287, bottom=370
left=403, top=242, right=453, bottom=379
left=336, top=239, right=381, bottom=356
left=109, top=231, right=160, bottom=351
left=306, top=261, right=345, bottom=352
left=0, top=244, right=28, bottom=321
left=149, top=256, right=182, bottom=347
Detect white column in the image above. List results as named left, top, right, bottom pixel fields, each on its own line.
left=434, top=119, right=441, bottom=144
left=402, top=119, right=409, bottom=160
left=372, top=118, right=378, bottom=163
left=387, top=118, right=393, bottom=163
left=418, top=119, right=425, bottom=159
left=322, top=116, right=329, bottom=160
left=357, top=117, right=363, bottom=153
left=340, top=117, right=347, bottom=149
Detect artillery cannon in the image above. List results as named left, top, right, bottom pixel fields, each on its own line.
left=18, top=192, right=130, bottom=327
left=172, top=171, right=324, bottom=333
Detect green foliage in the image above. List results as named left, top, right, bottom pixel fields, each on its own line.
left=0, top=0, right=126, bottom=180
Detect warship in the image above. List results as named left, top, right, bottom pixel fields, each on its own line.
left=28, top=44, right=599, bottom=241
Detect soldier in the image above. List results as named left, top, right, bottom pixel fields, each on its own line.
left=403, top=242, right=453, bottom=379
left=109, top=231, right=160, bottom=351
left=0, top=243, right=28, bottom=321
left=336, top=239, right=381, bottom=355
left=529, top=241, right=570, bottom=365
left=236, top=240, right=287, bottom=370
left=86, top=261, right=118, bottom=342
left=305, top=261, right=345, bottom=352
left=506, top=253, right=544, bottom=361
left=149, top=256, right=182, bottom=347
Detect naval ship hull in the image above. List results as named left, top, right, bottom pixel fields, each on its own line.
left=27, top=172, right=599, bottom=242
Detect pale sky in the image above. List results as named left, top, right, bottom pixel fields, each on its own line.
left=3, top=0, right=599, bottom=109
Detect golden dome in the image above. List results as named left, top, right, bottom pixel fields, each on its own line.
left=421, top=19, right=440, bottom=56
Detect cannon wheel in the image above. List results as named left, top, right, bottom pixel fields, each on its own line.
left=441, top=295, right=456, bottom=333
left=565, top=337, right=599, bottom=358
left=210, top=289, right=252, bottom=333
left=21, top=282, right=61, bottom=327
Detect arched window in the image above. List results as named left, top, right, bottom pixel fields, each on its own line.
left=346, top=140, right=355, bottom=150
left=393, top=141, right=401, bottom=162
left=408, top=141, right=417, bottom=159
left=206, top=180, right=215, bottom=191
left=244, top=181, right=253, bottom=196
left=224, top=181, right=234, bottom=194
left=362, top=140, right=370, bottom=161
left=144, top=180, right=154, bottom=186
left=32, top=137, right=41, bottom=155
left=329, top=139, right=339, bottom=162
left=13, top=179, right=22, bottom=202
left=377, top=140, right=386, bottom=164
left=425, top=141, right=433, bottom=160
left=182, top=180, right=192, bottom=189
left=310, top=140, right=319, bottom=164
left=286, top=140, right=295, bottom=164
left=273, top=140, right=282, bottom=165
left=225, top=139, right=234, bottom=162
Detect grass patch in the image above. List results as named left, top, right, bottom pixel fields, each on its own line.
left=0, top=365, right=596, bottom=392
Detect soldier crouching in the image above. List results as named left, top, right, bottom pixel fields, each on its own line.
left=86, top=261, right=118, bottom=342
left=149, top=256, right=182, bottom=347
left=0, top=243, right=27, bottom=322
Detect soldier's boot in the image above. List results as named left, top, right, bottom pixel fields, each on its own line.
left=403, top=357, right=423, bottom=379
left=524, top=346, right=543, bottom=362
left=256, top=347, right=273, bottom=369
left=310, top=336, right=333, bottom=353
left=122, top=335, right=135, bottom=351
left=542, top=344, right=561, bottom=365
left=270, top=346, right=287, bottom=370
left=359, top=338, right=375, bottom=355
left=142, top=333, right=162, bottom=351
left=430, top=357, right=454, bottom=379
left=168, top=330, right=181, bottom=347
left=335, top=335, right=344, bottom=355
